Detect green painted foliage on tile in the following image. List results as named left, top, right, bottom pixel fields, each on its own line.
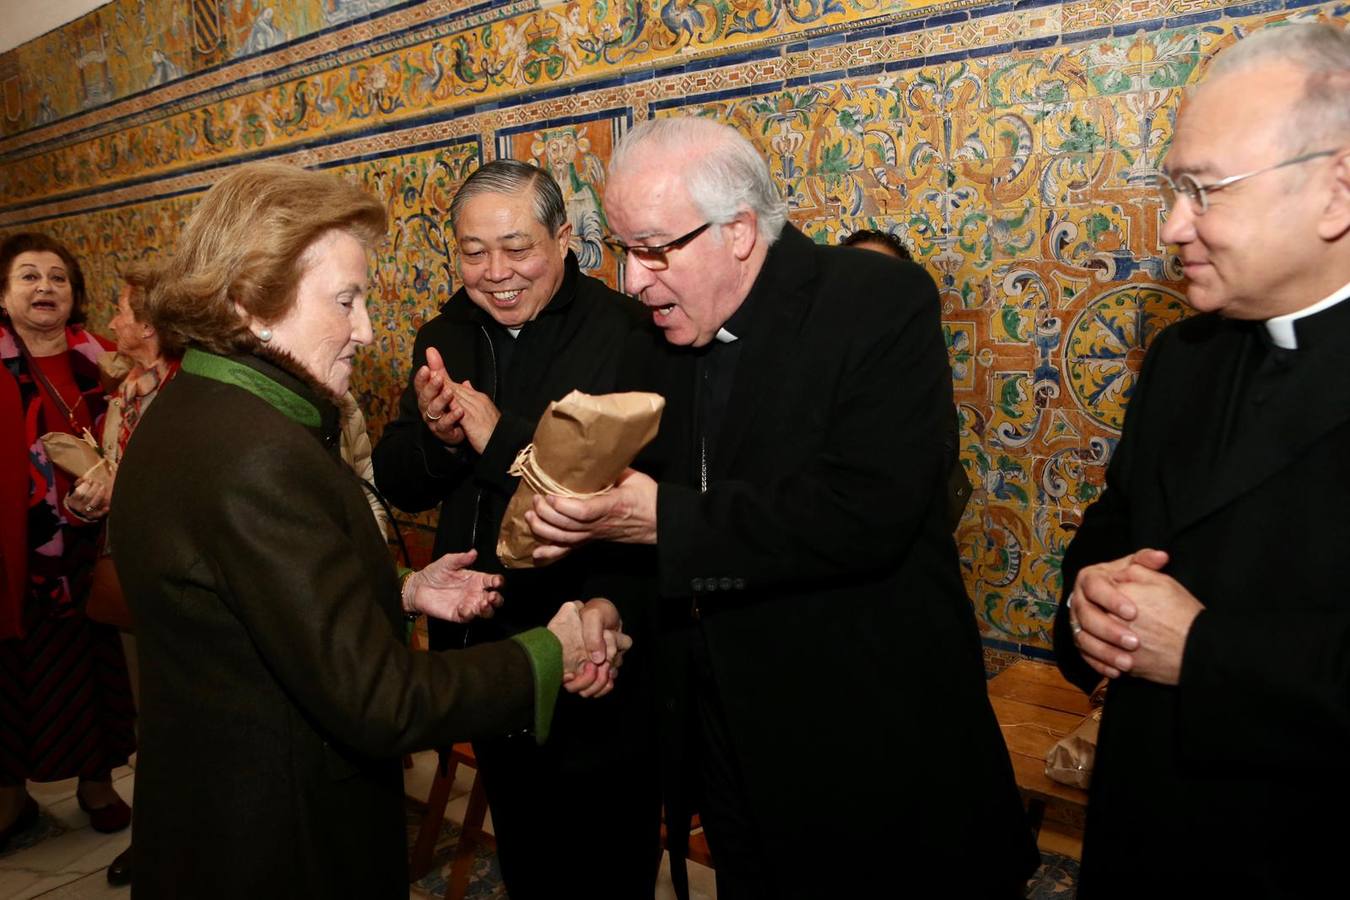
left=4, top=1, right=1348, bottom=653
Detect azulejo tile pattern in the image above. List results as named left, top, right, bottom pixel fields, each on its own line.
left=2, top=0, right=1347, bottom=654
left=0, top=0, right=959, bottom=202
left=0, top=0, right=410, bottom=137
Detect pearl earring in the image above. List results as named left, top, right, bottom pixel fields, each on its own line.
left=258, top=328, right=273, bottom=343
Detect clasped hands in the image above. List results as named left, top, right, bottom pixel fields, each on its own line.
left=416, top=347, right=499, bottom=453
left=1066, top=548, right=1204, bottom=686
left=400, top=550, right=630, bottom=698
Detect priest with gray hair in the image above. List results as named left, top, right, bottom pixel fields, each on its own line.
left=526, top=116, right=1038, bottom=899
left=1056, top=23, right=1350, bottom=897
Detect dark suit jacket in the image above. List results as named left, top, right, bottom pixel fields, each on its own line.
left=373, top=254, right=644, bottom=639
left=113, top=351, right=538, bottom=898
left=1055, top=300, right=1350, bottom=898
left=372, top=254, right=661, bottom=896
left=622, top=226, right=1037, bottom=898
left=371, top=256, right=653, bottom=763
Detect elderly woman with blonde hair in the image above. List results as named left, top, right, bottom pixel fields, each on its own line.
left=111, top=161, right=629, bottom=898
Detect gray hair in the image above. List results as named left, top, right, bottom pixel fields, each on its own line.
left=449, top=159, right=568, bottom=235
left=609, top=117, right=788, bottom=243
left=1205, top=23, right=1350, bottom=149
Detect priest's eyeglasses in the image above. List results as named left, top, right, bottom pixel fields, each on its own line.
left=1154, top=149, right=1336, bottom=214
left=602, top=222, right=712, bottom=271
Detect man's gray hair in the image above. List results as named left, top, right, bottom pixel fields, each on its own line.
left=1206, top=23, right=1350, bottom=149
left=610, top=117, right=788, bottom=243
left=449, top=159, right=568, bottom=234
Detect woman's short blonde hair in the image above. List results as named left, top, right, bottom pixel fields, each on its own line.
left=147, top=162, right=386, bottom=354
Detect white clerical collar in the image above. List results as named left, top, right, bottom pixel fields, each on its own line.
left=1265, top=280, right=1350, bottom=349
left=714, top=327, right=738, bottom=343
left=507, top=327, right=522, bottom=339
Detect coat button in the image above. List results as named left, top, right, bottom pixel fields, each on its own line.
left=718, top=577, right=733, bottom=591
left=733, top=578, right=746, bottom=590
left=691, top=577, right=704, bottom=592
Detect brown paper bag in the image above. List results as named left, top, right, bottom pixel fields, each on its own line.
left=497, top=390, right=664, bottom=569
left=98, top=351, right=134, bottom=395
left=86, top=555, right=134, bottom=632
left=40, top=432, right=113, bottom=486
left=1044, top=708, right=1101, bottom=789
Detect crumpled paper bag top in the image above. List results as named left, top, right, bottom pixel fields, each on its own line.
left=497, top=390, right=664, bottom=569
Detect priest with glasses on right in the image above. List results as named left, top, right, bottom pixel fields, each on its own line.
left=1055, top=23, right=1350, bottom=899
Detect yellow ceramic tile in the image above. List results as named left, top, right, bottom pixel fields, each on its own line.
left=6, top=0, right=1347, bottom=653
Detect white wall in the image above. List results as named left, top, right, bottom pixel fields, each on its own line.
left=0, top=0, right=109, bottom=54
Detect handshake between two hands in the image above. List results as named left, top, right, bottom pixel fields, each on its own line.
left=401, top=548, right=631, bottom=699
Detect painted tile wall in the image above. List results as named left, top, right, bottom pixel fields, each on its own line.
left=2, top=0, right=1346, bottom=656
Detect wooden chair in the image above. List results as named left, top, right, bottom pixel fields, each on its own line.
left=987, top=659, right=1091, bottom=848
left=408, top=743, right=494, bottom=899
left=405, top=597, right=493, bottom=898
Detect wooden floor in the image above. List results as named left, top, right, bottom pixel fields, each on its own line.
left=988, top=660, right=1093, bottom=860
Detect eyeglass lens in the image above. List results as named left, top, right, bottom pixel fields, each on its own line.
left=1157, top=173, right=1203, bottom=213
left=629, top=247, right=671, bottom=270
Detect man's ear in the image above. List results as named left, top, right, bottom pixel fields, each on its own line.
left=728, top=210, right=759, bottom=261
left=554, top=221, right=574, bottom=257
left=1317, top=147, right=1350, bottom=243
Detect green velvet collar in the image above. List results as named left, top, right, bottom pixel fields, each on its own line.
left=181, top=347, right=321, bottom=428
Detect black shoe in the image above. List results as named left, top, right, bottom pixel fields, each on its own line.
left=107, top=845, right=133, bottom=886
left=77, top=790, right=132, bottom=834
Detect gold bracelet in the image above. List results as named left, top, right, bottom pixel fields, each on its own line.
left=399, top=570, right=419, bottom=621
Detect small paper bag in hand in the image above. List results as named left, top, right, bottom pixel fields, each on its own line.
left=97, top=351, right=134, bottom=395
left=497, top=390, right=664, bottom=569
left=40, top=432, right=113, bottom=487
left=1044, top=709, right=1101, bottom=790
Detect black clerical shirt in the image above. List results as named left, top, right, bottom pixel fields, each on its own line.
left=694, top=287, right=759, bottom=490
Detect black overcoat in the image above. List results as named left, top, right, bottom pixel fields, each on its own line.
left=373, top=253, right=645, bottom=641
left=620, top=226, right=1038, bottom=898
left=372, top=255, right=660, bottom=896
left=371, top=253, right=650, bottom=734
left=1055, top=300, right=1350, bottom=898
